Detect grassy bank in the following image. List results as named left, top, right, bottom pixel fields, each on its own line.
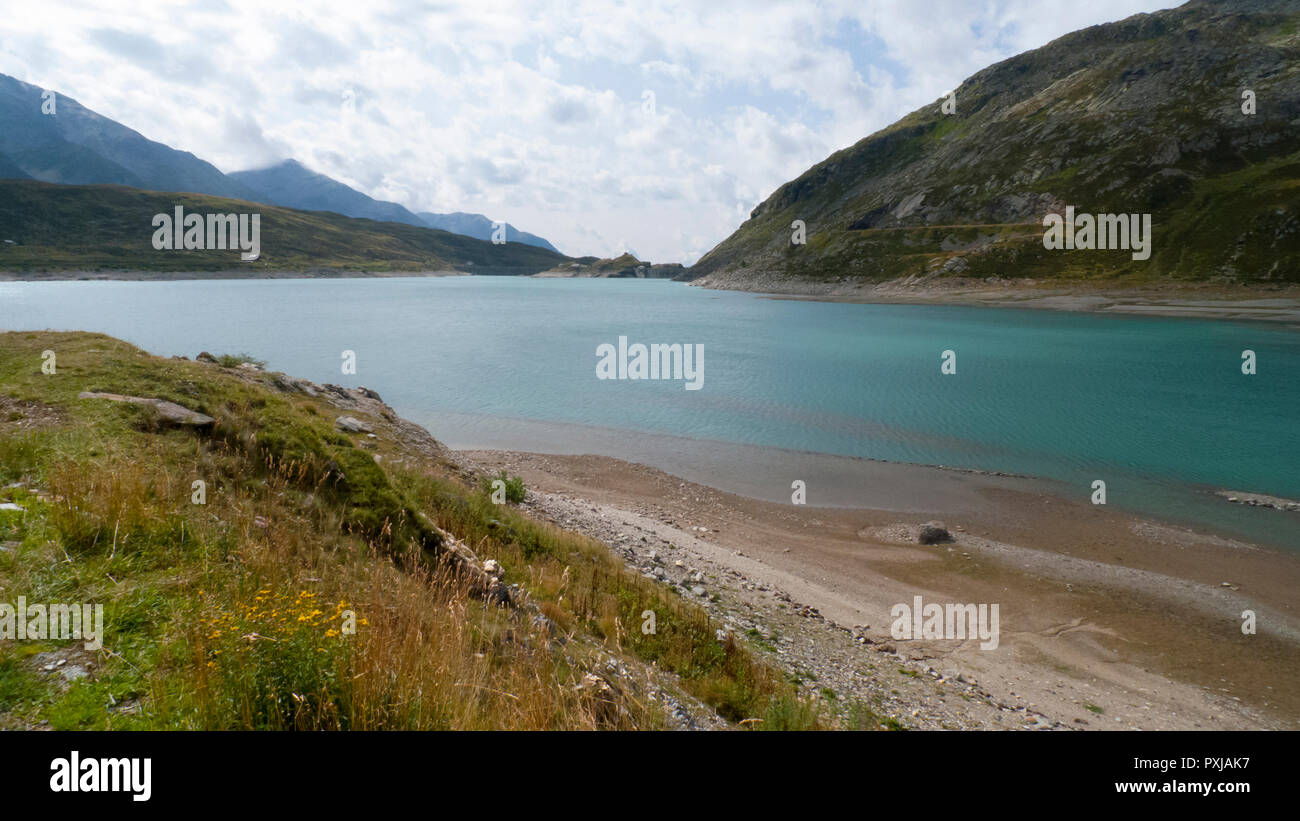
left=0, top=331, right=887, bottom=729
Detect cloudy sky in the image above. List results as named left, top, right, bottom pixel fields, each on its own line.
left=2, top=0, right=1176, bottom=263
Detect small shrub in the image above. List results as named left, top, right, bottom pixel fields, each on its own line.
left=482, top=472, right=525, bottom=504
left=214, top=353, right=266, bottom=369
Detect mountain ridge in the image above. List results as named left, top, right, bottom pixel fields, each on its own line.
left=688, top=0, right=1300, bottom=292
left=0, top=73, right=563, bottom=255
left=230, top=159, right=427, bottom=228
left=230, top=160, right=560, bottom=252
left=0, top=73, right=259, bottom=200
left=414, top=210, right=559, bottom=253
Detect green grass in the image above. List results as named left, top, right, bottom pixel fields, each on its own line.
left=0, top=330, right=835, bottom=730
left=0, top=180, right=569, bottom=275
left=213, top=353, right=266, bottom=369
left=688, top=3, right=1300, bottom=288
left=482, top=471, right=526, bottom=505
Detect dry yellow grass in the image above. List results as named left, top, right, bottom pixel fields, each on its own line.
left=0, top=331, right=834, bottom=730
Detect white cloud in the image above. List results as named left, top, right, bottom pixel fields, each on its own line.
left=0, top=0, right=1176, bottom=262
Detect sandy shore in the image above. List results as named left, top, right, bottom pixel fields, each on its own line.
left=8, top=270, right=1300, bottom=324
left=458, top=448, right=1300, bottom=730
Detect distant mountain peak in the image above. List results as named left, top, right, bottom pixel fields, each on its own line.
left=415, top=211, right=560, bottom=253
left=0, top=72, right=258, bottom=199
left=232, top=160, right=561, bottom=251
left=0, top=71, right=563, bottom=256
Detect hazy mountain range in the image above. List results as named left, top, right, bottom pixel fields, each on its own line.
left=230, top=160, right=559, bottom=252
left=412, top=211, right=558, bottom=252
left=0, top=73, right=559, bottom=253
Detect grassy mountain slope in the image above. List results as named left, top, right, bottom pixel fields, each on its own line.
left=0, top=180, right=568, bottom=275
left=690, top=0, right=1300, bottom=290
left=0, top=331, right=882, bottom=729
left=1, top=73, right=563, bottom=257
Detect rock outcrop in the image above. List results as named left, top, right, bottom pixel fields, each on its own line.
left=536, top=252, right=686, bottom=279
left=78, top=392, right=215, bottom=427
left=335, top=416, right=373, bottom=434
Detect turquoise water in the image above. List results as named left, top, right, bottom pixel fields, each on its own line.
left=1, top=276, right=1296, bottom=548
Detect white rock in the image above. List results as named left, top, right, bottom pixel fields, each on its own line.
left=335, top=416, right=373, bottom=433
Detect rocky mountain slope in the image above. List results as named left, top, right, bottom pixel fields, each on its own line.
left=537, top=252, right=685, bottom=278
left=689, top=0, right=1300, bottom=292
left=0, top=73, right=259, bottom=200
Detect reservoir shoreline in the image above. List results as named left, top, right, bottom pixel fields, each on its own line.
left=457, top=445, right=1300, bottom=729
left=688, top=274, right=1300, bottom=325
left=407, top=408, right=1300, bottom=555
left=4, top=270, right=1300, bottom=324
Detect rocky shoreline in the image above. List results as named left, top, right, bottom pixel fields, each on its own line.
left=688, top=272, right=1300, bottom=324
left=460, top=458, right=1049, bottom=730
left=1219, top=490, right=1300, bottom=513
left=36, top=345, right=1298, bottom=730
left=456, top=449, right=1300, bottom=730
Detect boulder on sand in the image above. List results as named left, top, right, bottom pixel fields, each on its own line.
left=917, top=521, right=953, bottom=545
